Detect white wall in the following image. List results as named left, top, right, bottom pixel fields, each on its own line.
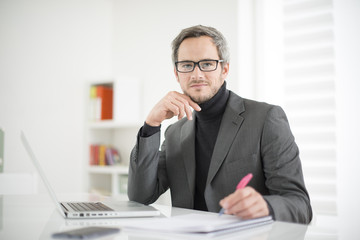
left=333, top=0, right=360, bottom=237
left=0, top=0, right=113, bottom=193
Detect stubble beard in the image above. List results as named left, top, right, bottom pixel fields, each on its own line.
left=183, top=76, right=223, bottom=104
left=184, top=87, right=217, bottom=104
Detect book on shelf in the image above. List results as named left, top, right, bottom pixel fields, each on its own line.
left=89, top=144, right=121, bottom=166
left=98, top=145, right=106, bottom=166
left=0, top=128, right=4, bottom=172
left=89, top=84, right=113, bottom=121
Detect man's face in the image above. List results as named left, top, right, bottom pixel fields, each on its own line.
left=174, top=36, right=229, bottom=104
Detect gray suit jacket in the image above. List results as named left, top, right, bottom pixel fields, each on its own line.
left=128, top=91, right=312, bottom=224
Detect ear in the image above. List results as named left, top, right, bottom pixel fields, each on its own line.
left=221, top=62, right=230, bottom=79
left=174, top=67, right=180, bottom=83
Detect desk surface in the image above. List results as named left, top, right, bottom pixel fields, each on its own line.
left=0, top=193, right=337, bottom=240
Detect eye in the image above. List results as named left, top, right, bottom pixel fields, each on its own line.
left=183, top=64, right=193, bottom=69
left=200, top=60, right=216, bottom=69
left=178, top=62, right=194, bottom=70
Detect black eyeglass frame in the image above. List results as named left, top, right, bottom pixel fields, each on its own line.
left=175, top=59, right=224, bottom=73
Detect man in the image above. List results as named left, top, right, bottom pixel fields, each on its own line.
left=128, top=25, right=312, bottom=224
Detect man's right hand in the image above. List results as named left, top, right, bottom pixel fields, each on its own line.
left=145, top=91, right=201, bottom=127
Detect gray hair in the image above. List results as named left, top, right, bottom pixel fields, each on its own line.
left=171, top=25, right=230, bottom=65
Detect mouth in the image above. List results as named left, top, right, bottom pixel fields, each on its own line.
left=189, top=82, right=208, bottom=89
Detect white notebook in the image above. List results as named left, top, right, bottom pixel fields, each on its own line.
left=122, top=213, right=273, bottom=236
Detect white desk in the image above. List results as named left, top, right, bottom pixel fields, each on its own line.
left=0, top=193, right=337, bottom=240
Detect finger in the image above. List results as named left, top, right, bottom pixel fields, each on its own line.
left=181, top=94, right=201, bottom=112
left=240, top=205, right=268, bottom=219
left=220, top=187, right=255, bottom=215
left=219, top=192, right=238, bottom=210
left=221, top=187, right=251, bottom=207
left=168, top=97, right=188, bottom=120
left=229, top=194, right=257, bottom=216
left=235, top=199, right=269, bottom=219
left=171, top=91, right=201, bottom=112
left=189, top=101, right=201, bottom=112
left=163, top=99, right=180, bottom=117
left=170, top=94, right=196, bottom=120
left=184, top=103, right=193, bottom=120
left=231, top=191, right=269, bottom=219
left=145, top=91, right=191, bottom=126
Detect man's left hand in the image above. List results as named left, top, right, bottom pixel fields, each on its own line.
left=219, top=187, right=270, bottom=219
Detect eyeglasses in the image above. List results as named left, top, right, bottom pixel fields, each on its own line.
left=175, top=59, right=224, bottom=73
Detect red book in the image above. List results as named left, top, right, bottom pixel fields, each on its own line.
left=96, top=86, right=113, bottom=120
left=89, top=145, right=96, bottom=165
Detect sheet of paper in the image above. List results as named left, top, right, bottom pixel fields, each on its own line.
left=122, top=213, right=273, bottom=234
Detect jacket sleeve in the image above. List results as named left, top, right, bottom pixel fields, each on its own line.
left=127, top=130, right=169, bottom=204
left=261, top=106, right=313, bottom=224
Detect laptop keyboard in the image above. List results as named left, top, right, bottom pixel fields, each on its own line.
left=67, top=202, right=114, bottom=212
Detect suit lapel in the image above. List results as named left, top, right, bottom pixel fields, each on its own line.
left=180, top=113, right=196, bottom=198
left=206, top=93, right=245, bottom=185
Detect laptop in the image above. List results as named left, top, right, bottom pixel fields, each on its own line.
left=21, top=131, right=160, bottom=219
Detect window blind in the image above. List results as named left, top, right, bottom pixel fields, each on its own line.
left=283, top=0, right=337, bottom=215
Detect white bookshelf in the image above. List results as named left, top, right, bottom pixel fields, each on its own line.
left=84, top=78, right=141, bottom=198
left=87, top=165, right=129, bottom=198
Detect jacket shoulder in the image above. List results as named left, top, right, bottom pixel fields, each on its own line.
left=228, top=91, right=277, bottom=114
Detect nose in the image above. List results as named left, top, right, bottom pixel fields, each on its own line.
left=190, top=64, right=204, bottom=80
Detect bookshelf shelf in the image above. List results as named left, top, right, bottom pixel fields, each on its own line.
left=88, top=165, right=129, bottom=174
left=87, top=165, right=129, bottom=198
left=87, top=120, right=142, bottom=129
left=84, top=78, right=141, bottom=197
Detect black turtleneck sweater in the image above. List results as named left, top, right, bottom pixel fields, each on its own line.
left=140, top=82, right=230, bottom=211
left=194, top=82, right=229, bottom=211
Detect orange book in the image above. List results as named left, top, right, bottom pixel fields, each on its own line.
left=98, top=145, right=106, bottom=166
left=96, top=86, right=113, bottom=120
